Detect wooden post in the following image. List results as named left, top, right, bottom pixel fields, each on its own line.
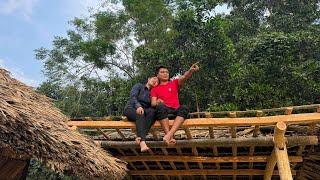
left=264, top=149, right=277, bottom=180
left=264, top=121, right=293, bottom=180
left=275, top=146, right=293, bottom=180
left=274, top=122, right=286, bottom=149
left=184, top=127, right=192, bottom=139
left=228, top=112, right=237, bottom=180
left=284, top=107, right=293, bottom=115
left=206, top=113, right=214, bottom=138
left=195, top=93, right=200, bottom=118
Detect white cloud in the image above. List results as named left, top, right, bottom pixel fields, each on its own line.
left=0, top=58, right=39, bottom=87
left=64, top=0, right=100, bottom=17
left=0, top=0, right=39, bottom=21
left=65, top=0, right=124, bottom=18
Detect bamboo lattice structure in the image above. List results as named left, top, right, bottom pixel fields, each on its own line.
left=68, top=104, right=320, bottom=180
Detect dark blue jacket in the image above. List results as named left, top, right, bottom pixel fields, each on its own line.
left=125, top=83, right=151, bottom=109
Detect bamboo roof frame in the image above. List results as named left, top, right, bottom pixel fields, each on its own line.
left=68, top=104, right=320, bottom=179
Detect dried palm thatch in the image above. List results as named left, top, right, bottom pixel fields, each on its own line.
left=0, top=68, right=127, bottom=179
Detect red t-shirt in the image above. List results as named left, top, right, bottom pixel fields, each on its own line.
left=151, top=79, right=180, bottom=109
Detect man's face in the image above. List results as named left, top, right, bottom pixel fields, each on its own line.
left=157, top=68, right=169, bottom=81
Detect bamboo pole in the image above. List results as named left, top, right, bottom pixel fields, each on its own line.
left=209, top=127, right=215, bottom=138
left=264, top=121, right=293, bottom=180
left=249, top=110, right=264, bottom=180
left=68, top=112, right=320, bottom=128
left=97, top=128, right=109, bottom=140
left=118, top=155, right=302, bottom=163
left=115, top=128, right=126, bottom=140
left=228, top=112, right=237, bottom=180
left=187, top=104, right=320, bottom=117
left=176, top=147, right=190, bottom=169
left=192, top=147, right=207, bottom=179
left=129, top=169, right=297, bottom=176
left=264, top=149, right=277, bottom=180
left=117, top=148, right=137, bottom=171
left=98, top=136, right=318, bottom=149
left=284, top=107, right=293, bottom=115
left=213, top=146, right=220, bottom=170
left=274, top=121, right=286, bottom=149
left=275, top=146, right=293, bottom=180
left=184, top=127, right=192, bottom=139
left=148, top=149, right=169, bottom=180
left=161, top=148, right=181, bottom=179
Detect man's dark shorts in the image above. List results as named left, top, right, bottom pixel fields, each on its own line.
left=155, top=103, right=189, bottom=120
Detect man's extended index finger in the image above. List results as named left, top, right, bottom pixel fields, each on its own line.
left=193, top=61, right=200, bottom=66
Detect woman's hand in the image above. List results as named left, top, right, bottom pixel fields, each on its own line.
left=156, top=99, right=164, bottom=105
left=136, top=107, right=144, bottom=115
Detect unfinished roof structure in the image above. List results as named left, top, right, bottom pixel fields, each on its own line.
left=0, top=68, right=127, bottom=179
left=68, top=104, right=320, bottom=180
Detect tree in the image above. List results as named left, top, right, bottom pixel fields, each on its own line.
left=231, top=31, right=320, bottom=109
left=36, top=0, right=320, bottom=115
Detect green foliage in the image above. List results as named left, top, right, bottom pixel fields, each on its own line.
left=222, top=0, right=320, bottom=45
left=37, top=77, right=133, bottom=117
left=207, top=103, right=238, bottom=112
left=231, top=31, right=320, bottom=109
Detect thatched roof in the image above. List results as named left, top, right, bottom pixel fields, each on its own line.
left=0, top=68, right=127, bottom=179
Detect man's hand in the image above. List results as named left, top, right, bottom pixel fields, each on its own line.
left=136, top=107, right=144, bottom=115
left=178, top=61, right=200, bottom=86
left=189, top=62, right=200, bottom=73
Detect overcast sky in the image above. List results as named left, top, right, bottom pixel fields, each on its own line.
left=0, top=0, right=100, bottom=87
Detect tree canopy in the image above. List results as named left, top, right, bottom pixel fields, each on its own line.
left=36, top=0, right=320, bottom=117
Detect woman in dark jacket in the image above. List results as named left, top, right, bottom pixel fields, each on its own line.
left=124, top=76, right=159, bottom=152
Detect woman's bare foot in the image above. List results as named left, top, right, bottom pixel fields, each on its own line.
left=135, top=137, right=141, bottom=145
left=140, top=141, right=150, bottom=152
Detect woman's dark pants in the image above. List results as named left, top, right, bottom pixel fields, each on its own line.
left=124, top=107, right=155, bottom=141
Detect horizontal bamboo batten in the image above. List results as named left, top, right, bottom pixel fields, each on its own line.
left=68, top=112, right=320, bottom=128
left=119, top=155, right=302, bottom=163
left=129, top=169, right=297, bottom=176
left=96, top=136, right=318, bottom=148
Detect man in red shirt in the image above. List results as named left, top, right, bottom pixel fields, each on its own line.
left=151, top=63, right=199, bottom=144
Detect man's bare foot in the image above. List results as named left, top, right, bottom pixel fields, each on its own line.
left=135, top=137, right=141, bottom=145
left=169, top=138, right=176, bottom=144
left=163, top=135, right=176, bottom=145
left=140, top=141, right=150, bottom=152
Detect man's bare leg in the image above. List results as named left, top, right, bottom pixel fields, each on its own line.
left=163, top=116, right=184, bottom=144
left=159, top=118, right=170, bottom=134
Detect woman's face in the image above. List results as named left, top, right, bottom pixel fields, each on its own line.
left=147, top=77, right=159, bottom=88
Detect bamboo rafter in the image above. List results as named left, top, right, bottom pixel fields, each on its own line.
left=68, top=104, right=320, bottom=179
